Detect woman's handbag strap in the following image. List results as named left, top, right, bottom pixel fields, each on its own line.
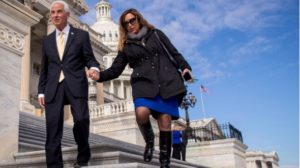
left=154, top=30, right=179, bottom=68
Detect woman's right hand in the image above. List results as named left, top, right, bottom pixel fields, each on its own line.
left=182, top=68, right=193, bottom=83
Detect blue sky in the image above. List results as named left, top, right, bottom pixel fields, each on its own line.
left=80, top=0, right=299, bottom=167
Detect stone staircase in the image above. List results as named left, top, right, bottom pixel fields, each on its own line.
left=0, top=112, right=206, bottom=168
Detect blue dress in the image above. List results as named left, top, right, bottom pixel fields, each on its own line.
left=134, top=95, right=179, bottom=120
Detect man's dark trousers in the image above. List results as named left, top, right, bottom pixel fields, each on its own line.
left=45, top=81, right=90, bottom=167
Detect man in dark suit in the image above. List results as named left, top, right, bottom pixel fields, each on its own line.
left=38, top=1, right=100, bottom=167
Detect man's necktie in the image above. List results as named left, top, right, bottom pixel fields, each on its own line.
left=57, top=32, right=65, bottom=82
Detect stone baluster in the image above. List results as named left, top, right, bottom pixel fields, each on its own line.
left=120, top=80, right=124, bottom=99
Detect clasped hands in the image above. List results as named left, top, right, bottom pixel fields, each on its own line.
left=86, top=69, right=100, bottom=81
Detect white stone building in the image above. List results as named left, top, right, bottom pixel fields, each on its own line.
left=246, top=151, right=279, bottom=168
left=0, top=0, right=110, bottom=161
left=0, top=0, right=280, bottom=167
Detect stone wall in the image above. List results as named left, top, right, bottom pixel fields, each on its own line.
left=187, top=139, right=248, bottom=168
left=0, top=0, right=42, bottom=161
left=0, top=45, right=21, bottom=161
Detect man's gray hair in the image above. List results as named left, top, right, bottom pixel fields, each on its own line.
left=50, top=0, right=70, bottom=12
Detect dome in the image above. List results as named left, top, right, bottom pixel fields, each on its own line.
left=90, top=0, right=119, bottom=48
left=90, top=0, right=133, bottom=101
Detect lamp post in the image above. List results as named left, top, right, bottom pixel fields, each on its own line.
left=180, top=92, right=197, bottom=128
left=180, top=92, right=197, bottom=161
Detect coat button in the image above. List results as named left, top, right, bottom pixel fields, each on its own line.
left=155, top=53, right=158, bottom=57
left=136, top=73, right=139, bottom=76
left=152, top=66, right=155, bottom=69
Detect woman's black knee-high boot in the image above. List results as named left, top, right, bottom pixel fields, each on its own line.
left=138, top=122, right=154, bottom=162
left=159, top=131, right=171, bottom=168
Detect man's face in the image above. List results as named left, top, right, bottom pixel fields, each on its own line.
left=50, top=3, right=69, bottom=30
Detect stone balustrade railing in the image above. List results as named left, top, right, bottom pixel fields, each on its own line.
left=90, top=100, right=134, bottom=118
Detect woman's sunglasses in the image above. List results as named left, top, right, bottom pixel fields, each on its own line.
left=123, top=17, right=137, bottom=27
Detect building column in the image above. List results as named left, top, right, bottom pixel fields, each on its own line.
left=20, top=30, right=35, bottom=114
left=120, top=80, right=124, bottom=99
left=109, top=80, right=114, bottom=94
left=96, top=83, right=104, bottom=105
left=247, top=160, right=256, bottom=168
left=124, top=86, right=128, bottom=100
left=262, top=161, right=268, bottom=168
left=127, top=86, right=132, bottom=99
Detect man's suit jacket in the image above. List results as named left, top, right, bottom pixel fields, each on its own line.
left=38, top=26, right=99, bottom=103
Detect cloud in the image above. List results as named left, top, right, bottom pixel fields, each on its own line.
left=189, top=54, right=230, bottom=81
left=223, top=0, right=282, bottom=31
left=80, top=0, right=288, bottom=83
left=228, top=36, right=273, bottom=65
left=80, top=7, right=96, bottom=25
left=81, top=0, right=285, bottom=46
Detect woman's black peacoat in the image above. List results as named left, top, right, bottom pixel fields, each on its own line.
left=98, top=29, right=192, bottom=104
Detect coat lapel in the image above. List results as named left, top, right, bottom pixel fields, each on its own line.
left=62, top=26, right=75, bottom=61
left=49, top=31, right=61, bottom=62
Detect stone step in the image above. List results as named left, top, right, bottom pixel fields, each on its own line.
left=87, top=162, right=157, bottom=168
left=0, top=144, right=204, bottom=168
left=19, top=112, right=144, bottom=153
left=10, top=112, right=207, bottom=168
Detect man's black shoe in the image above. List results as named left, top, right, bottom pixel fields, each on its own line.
left=73, top=162, right=88, bottom=168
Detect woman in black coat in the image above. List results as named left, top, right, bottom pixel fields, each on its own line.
left=90, top=8, right=193, bottom=168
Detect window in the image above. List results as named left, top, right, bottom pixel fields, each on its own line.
left=109, top=31, right=112, bottom=41
left=32, top=62, right=41, bottom=76
left=266, top=162, right=273, bottom=168
left=255, top=160, right=262, bottom=168
left=102, top=31, right=106, bottom=40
